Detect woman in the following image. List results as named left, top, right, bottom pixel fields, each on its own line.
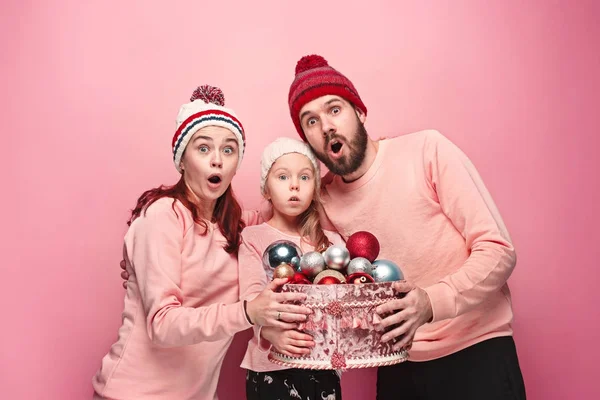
left=93, top=85, right=310, bottom=400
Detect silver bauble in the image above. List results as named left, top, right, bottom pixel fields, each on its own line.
left=262, top=240, right=303, bottom=270
left=299, top=251, right=326, bottom=278
left=323, top=245, right=350, bottom=271
left=346, top=257, right=373, bottom=276
left=372, top=259, right=404, bottom=282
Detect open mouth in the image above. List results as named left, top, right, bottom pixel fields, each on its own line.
left=208, top=175, right=222, bottom=184
left=330, top=140, right=343, bottom=154
left=288, top=196, right=300, bottom=202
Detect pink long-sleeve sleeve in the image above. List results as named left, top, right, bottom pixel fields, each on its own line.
left=238, top=235, right=269, bottom=302
left=422, top=131, right=517, bottom=322
left=125, top=199, right=251, bottom=347
left=242, top=209, right=263, bottom=227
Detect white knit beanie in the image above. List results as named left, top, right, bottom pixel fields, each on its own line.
left=172, top=85, right=245, bottom=173
left=260, top=137, right=321, bottom=195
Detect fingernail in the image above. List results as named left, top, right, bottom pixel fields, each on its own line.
left=381, top=335, right=389, bottom=342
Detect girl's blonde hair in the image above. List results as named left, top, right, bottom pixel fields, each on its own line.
left=298, top=181, right=331, bottom=252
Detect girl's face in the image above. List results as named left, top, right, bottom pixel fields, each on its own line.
left=265, top=153, right=316, bottom=218
left=180, top=126, right=239, bottom=208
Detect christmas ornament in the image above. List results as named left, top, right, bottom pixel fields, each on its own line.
left=289, top=272, right=311, bottom=285
left=299, top=251, right=326, bottom=279
left=314, top=269, right=346, bottom=284
left=346, top=257, right=373, bottom=276
left=323, top=245, right=350, bottom=271
left=273, top=263, right=296, bottom=280
left=346, top=231, right=380, bottom=262
left=371, top=259, right=404, bottom=282
left=346, top=272, right=375, bottom=284
left=262, top=240, right=302, bottom=270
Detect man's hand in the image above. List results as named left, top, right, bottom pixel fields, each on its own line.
left=120, top=259, right=129, bottom=289
left=375, top=281, right=433, bottom=351
left=261, top=326, right=314, bottom=357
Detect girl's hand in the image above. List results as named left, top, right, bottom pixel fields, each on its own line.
left=261, top=326, right=314, bottom=357
left=246, top=278, right=311, bottom=328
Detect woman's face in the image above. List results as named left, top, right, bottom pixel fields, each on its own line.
left=180, top=126, right=239, bottom=208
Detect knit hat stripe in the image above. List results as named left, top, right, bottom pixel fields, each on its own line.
left=289, top=67, right=356, bottom=100
left=172, top=112, right=245, bottom=173
left=173, top=113, right=244, bottom=157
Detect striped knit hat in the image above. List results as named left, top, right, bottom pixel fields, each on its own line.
left=288, top=55, right=367, bottom=141
left=172, top=85, right=245, bottom=173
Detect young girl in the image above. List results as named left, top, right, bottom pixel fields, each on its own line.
left=93, top=87, right=310, bottom=400
left=238, top=137, right=344, bottom=400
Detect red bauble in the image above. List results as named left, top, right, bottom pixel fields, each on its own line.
left=290, top=272, right=311, bottom=285
left=318, top=276, right=341, bottom=285
left=347, top=272, right=375, bottom=284
left=346, top=231, right=380, bottom=262
left=313, top=269, right=346, bottom=284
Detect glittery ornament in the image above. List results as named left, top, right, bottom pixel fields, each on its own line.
left=300, top=251, right=326, bottom=278
left=346, top=272, right=375, bottom=284
left=314, top=269, right=346, bottom=284
left=289, top=272, right=311, bottom=285
left=273, top=263, right=296, bottom=280
left=331, top=351, right=347, bottom=369
left=346, top=231, right=380, bottom=262
left=346, top=257, right=373, bottom=276
left=262, top=240, right=303, bottom=270
left=372, top=259, right=404, bottom=282
left=323, top=245, right=350, bottom=271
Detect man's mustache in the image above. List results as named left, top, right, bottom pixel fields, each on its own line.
left=324, top=133, right=344, bottom=148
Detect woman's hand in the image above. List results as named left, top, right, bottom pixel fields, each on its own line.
left=246, top=278, right=311, bottom=328
left=261, top=326, right=314, bottom=357
left=120, top=259, right=129, bottom=289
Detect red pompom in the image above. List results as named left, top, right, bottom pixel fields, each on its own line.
left=295, top=55, right=329, bottom=74
left=346, top=231, right=380, bottom=262
left=190, top=85, right=225, bottom=106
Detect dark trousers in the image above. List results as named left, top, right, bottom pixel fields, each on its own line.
left=246, top=368, right=341, bottom=400
left=377, top=336, right=526, bottom=400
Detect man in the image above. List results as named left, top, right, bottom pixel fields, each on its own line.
left=287, top=54, right=525, bottom=399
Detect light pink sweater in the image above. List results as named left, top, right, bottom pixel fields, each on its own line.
left=238, top=223, right=345, bottom=372
left=319, top=130, right=517, bottom=361
left=93, top=198, right=262, bottom=400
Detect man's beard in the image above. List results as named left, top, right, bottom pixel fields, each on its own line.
left=313, top=121, right=369, bottom=177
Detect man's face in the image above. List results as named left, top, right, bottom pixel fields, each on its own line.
left=298, top=95, right=368, bottom=176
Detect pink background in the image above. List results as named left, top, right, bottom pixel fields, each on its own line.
left=1, top=1, right=598, bottom=399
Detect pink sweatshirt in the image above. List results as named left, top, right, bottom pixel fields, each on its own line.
left=93, top=198, right=262, bottom=400
left=238, top=222, right=345, bottom=372
left=319, top=130, right=517, bottom=362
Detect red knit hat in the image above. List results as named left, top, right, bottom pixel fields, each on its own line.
left=288, top=55, right=367, bottom=141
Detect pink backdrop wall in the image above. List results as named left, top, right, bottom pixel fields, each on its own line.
left=2, top=1, right=598, bottom=399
